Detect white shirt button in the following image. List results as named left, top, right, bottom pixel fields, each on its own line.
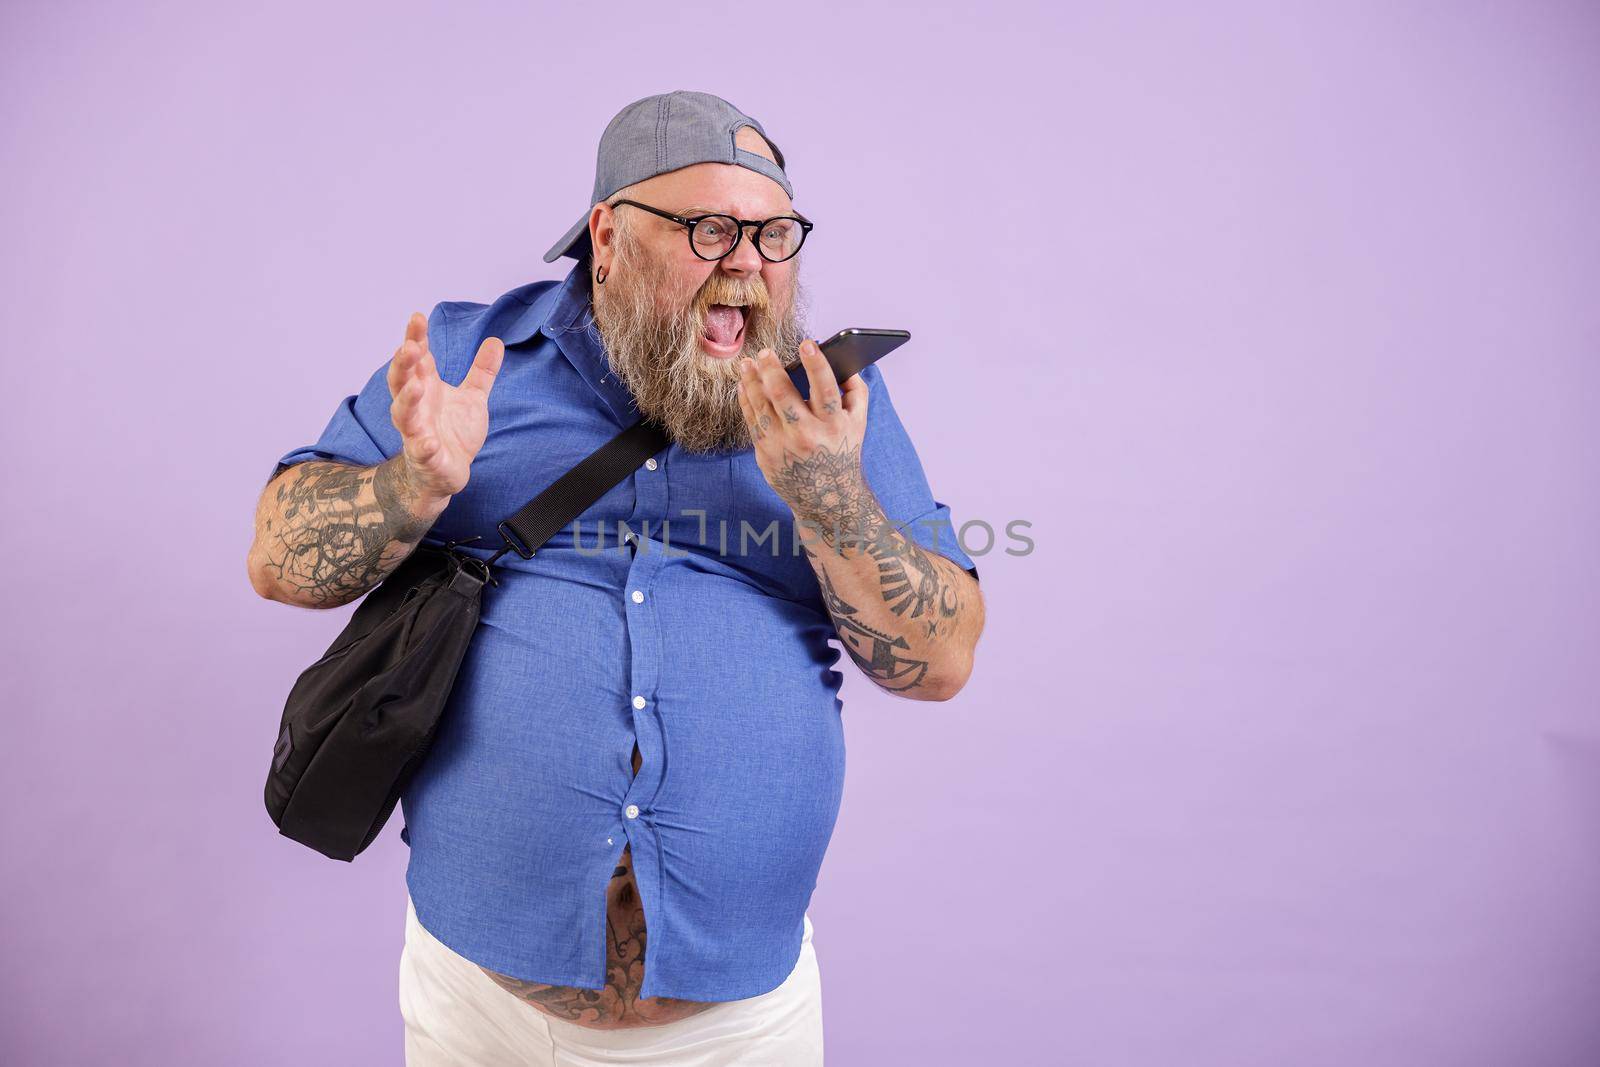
left=632, top=695, right=646, bottom=710
left=630, top=590, right=644, bottom=603
left=644, top=457, right=658, bottom=471
left=625, top=804, right=640, bottom=819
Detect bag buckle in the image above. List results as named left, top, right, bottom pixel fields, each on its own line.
left=440, top=535, right=501, bottom=588
left=494, top=520, right=536, bottom=562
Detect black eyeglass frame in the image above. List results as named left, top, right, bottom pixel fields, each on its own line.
left=606, top=198, right=814, bottom=263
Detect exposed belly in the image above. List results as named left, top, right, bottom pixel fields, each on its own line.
left=476, top=743, right=723, bottom=1030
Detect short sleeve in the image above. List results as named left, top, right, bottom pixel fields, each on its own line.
left=269, top=303, right=454, bottom=482
left=857, top=362, right=979, bottom=582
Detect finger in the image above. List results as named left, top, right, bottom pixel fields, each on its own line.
left=460, top=336, right=504, bottom=398
left=840, top=371, right=869, bottom=419
left=734, top=377, right=763, bottom=443
left=735, top=376, right=776, bottom=446
left=738, top=358, right=780, bottom=439
left=797, top=339, right=843, bottom=417
left=416, top=340, right=439, bottom=384
left=412, top=311, right=438, bottom=383
left=390, top=372, right=426, bottom=441
left=750, top=347, right=815, bottom=429
left=738, top=356, right=775, bottom=421
left=413, top=311, right=431, bottom=356
left=391, top=342, right=434, bottom=407
left=387, top=313, right=426, bottom=400
left=400, top=382, right=444, bottom=466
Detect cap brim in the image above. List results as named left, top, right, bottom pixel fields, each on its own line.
left=543, top=211, right=592, bottom=263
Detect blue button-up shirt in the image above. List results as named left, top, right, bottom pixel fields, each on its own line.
left=274, top=262, right=977, bottom=1000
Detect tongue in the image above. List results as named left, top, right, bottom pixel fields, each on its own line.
left=703, top=304, right=743, bottom=345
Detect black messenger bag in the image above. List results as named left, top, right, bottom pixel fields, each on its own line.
left=265, top=416, right=669, bottom=862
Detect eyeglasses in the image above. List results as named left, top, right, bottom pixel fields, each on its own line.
left=607, top=199, right=813, bottom=263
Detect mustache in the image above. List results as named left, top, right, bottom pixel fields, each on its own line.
left=693, top=278, right=772, bottom=317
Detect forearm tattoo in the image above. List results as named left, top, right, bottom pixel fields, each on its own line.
left=257, top=458, right=435, bottom=606
left=776, top=441, right=963, bottom=641
left=770, top=441, right=879, bottom=548
left=810, top=554, right=931, bottom=690
left=874, top=528, right=962, bottom=637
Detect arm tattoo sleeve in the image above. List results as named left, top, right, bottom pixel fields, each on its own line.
left=257, top=459, right=435, bottom=607
left=776, top=441, right=964, bottom=637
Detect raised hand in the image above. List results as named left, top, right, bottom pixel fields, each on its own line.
left=387, top=311, right=505, bottom=504
left=735, top=340, right=872, bottom=538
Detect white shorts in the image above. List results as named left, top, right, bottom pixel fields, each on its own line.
left=398, top=893, right=825, bottom=1065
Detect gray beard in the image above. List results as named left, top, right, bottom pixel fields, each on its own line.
left=589, top=241, right=811, bottom=454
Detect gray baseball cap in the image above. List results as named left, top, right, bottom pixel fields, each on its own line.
left=542, top=90, right=793, bottom=264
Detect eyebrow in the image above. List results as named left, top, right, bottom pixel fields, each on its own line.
left=676, top=205, right=791, bottom=219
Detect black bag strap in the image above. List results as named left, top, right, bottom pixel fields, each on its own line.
left=476, top=416, right=670, bottom=568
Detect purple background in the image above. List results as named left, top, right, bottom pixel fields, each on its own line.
left=4, top=2, right=1598, bottom=1064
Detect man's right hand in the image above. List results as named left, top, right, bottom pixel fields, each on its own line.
left=388, top=311, right=505, bottom=504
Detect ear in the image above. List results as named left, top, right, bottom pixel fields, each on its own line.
left=589, top=202, right=618, bottom=271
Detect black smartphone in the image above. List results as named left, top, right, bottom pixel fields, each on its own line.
left=787, top=328, right=911, bottom=394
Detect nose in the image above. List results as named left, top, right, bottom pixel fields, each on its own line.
left=717, top=224, right=765, bottom=275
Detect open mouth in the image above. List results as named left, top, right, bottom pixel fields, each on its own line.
left=701, top=303, right=747, bottom=355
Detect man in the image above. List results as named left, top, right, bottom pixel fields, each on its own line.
left=248, top=90, right=985, bottom=1065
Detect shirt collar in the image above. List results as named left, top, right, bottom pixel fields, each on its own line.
left=501, top=261, right=642, bottom=428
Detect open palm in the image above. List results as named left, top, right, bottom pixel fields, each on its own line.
left=386, top=311, right=505, bottom=500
